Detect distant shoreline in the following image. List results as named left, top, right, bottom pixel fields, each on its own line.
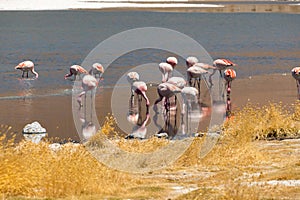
left=73, top=3, right=300, bottom=13
left=0, top=0, right=300, bottom=13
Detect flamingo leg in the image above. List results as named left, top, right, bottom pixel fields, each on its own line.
left=219, top=70, right=223, bottom=78
left=140, top=91, right=150, bottom=107
left=77, top=91, right=86, bottom=108
left=208, top=69, right=216, bottom=88
left=197, top=78, right=201, bottom=100
left=174, top=95, right=177, bottom=129
left=91, top=89, right=94, bottom=119
left=138, top=94, right=142, bottom=113
left=188, top=73, right=192, bottom=86
left=297, top=80, right=300, bottom=100
left=186, top=99, right=190, bottom=134
left=181, top=101, right=186, bottom=135
left=226, top=81, right=232, bottom=118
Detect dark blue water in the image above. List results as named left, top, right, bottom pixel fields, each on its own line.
left=0, top=11, right=299, bottom=97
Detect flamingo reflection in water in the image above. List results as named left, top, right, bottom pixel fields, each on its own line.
left=153, top=82, right=182, bottom=139
left=80, top=109, right=97, bottom=142
left=124, top=72, right=150, bottom=139
left=77, top=74, right=98, bottom=108
left=180, top=87, right=199, bottom=136
left=77, top=75, right=99, bottom=141
left=125, top=94, right=150, bottom=140
left=127, top=72, right=150, bottom=111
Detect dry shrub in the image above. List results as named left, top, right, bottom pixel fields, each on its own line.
left=99, top=114, right=118, bottom=137
left=292, top=100, right=300, bottom=121
left=223, top=102, right=300, bottom=141
left=115, top=137, right=169, bottom=153
left=88, top=114, right=170, bottom=153
left=198, top=102, right=300, bottom=168
left=0, top=128, right=133, bottom=198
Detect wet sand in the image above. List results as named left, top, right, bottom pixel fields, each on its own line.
left=0, top=73, right=298, bottom=142
left=231, top=73, right=298, bottom=108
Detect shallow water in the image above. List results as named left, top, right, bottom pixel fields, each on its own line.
left=0, top=11, right=299, bottom=141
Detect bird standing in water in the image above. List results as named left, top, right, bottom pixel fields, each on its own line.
left=186, top=56, right=199, bottom=69
left=224, top=69, right=236, bottom=118
left=127, top=72, right=150, bottom=107
left=291, top=67, right=300, bottom=100
left=89, top=63, right=104, bottom=78
left=186, top=64, right=209, bottom=94
left=159, top=62, right=174, bottom=83
left=167, top=77, right=186, bottom=90
left=65, top=65, right=88, bottom=80
left=77, top=74, right=98, bottom=107
left=213, top=58, right=236, bottom=77
left=166, top=56, right=178, bottom=68
left=159, top=57, right=178, bottom=83
left=15, top=60, right=39, bottom=79
left=154, top=82, right=182, bottom=112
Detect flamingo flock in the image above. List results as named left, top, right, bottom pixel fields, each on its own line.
left=14, top=57, right=299, bottom=139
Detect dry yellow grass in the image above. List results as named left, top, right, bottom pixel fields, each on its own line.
left=0, top=122, right=133, bottom=198
left=1, top=102, right=300, bottom=199
left=172, top=101, right=300, bottom=200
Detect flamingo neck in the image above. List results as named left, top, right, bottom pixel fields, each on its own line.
left=32, top=69, right=39, bottom=79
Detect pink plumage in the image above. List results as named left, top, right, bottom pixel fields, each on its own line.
left=166, top=56, right=178, bottom=68
left=15, top=60, right=38, bottom=79
left=65, top=65, right=88, bottom=80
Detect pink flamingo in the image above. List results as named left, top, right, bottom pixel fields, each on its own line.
left=166, top=56, right=178, bottom=68
left=154, top=82, right=181, bottom=138
left=167, top=76, right=187, bottom=108
left=186, top=64, right=209, bottom=97
left=224, top=69, right=236, bottom=118
left=213, top=58, right=236, bottom=77
left=291, top=67, right=300, bottom=100
left=186, top=56, right=199, bottom=69
left=154, top=82, right=182, bottom=111
left=89, top=63, right=104, bottom=78
left=127, top=72, right=150, bottom=107
left=159, top=62, right=173, bottom=82
left=77, top=74, right=98, bottom=107
left=64, top=65, right=88, bottom=80
left=15, top=60, right=38, bottom=79
left=167, top=77, right=186, bottom=89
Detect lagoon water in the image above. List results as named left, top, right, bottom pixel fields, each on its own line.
left=0, top=11, right=299, bottom=141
